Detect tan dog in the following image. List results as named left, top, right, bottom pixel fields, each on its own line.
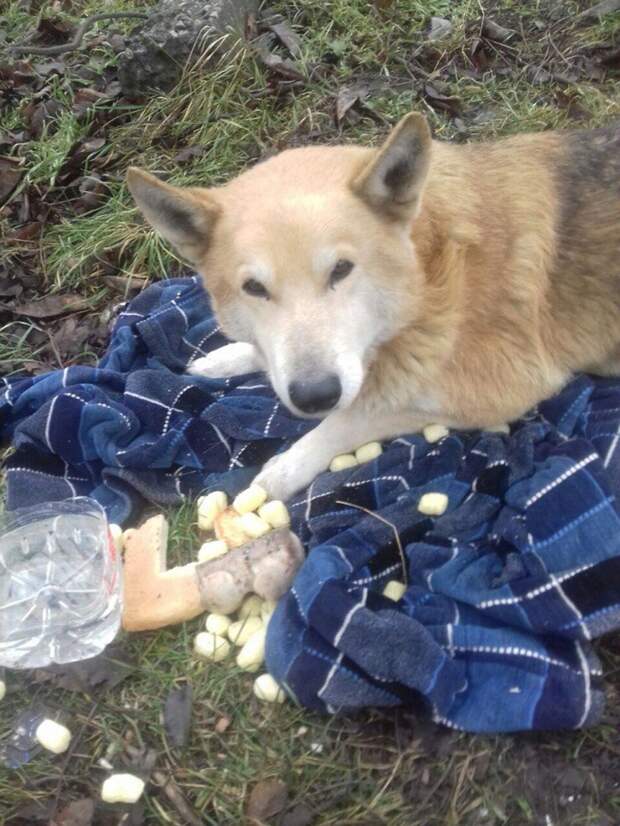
left=127, top=114, right=620, bottom=501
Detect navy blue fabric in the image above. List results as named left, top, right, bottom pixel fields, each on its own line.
left=2, top=276, right=620, bottom=732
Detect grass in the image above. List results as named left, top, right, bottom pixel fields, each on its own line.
left=2, top=0, right=620, bottom=823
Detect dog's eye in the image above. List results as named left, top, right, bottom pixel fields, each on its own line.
left=329, top=259, right=354, bottom=287
left=242, top=278, right=270, bottom=300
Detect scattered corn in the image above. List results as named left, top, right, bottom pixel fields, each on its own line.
left=228, top=616, right=263, bottom=646
left=101, top=773, right=145, bottom=804
left=205, top=613, right=232, bottom=636
left=233, top=484, right=267, bottom=514
left=355, top=442, right=382, bottom=464
left=238, top=595, right=264, bottom=619
left=35, top=719, right=71, bottom=754
left=329, top=453, right=358, bottom=472
left=417, top=492, right=449, bottom=516
left=194, top=632, right=231, bottom=662
left=258, top=500, right=290, bottom=528
left=197, top=539, right=229, bottom=563
left=197, top=491, right=228, bottom=531
left=236, top=627, right=267, bottom=672
left=383, top=580, right=407, bottom=602
left=239, top=512, right=270, bottom=538
left=253, top=673, right=286, bottom=703
left=423, top=424, right=449, bottom=443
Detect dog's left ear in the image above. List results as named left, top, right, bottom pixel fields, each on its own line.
left=350, top=113, right=431, bottom=219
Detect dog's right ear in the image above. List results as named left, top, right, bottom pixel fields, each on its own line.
left=126, top=168, right=220, bottom=265
left=350, top=113, right=432, bottom=220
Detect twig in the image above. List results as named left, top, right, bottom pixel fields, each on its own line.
left=336, top=499, right=409, bottom=584
left=153, top=770, right=204, bottom=826
left=9, top=12, right=147, bottom=56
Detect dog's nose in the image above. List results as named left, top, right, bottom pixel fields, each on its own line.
left=288, top=374, right=342, bottom=414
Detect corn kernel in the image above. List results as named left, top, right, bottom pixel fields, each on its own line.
left=239, top=512, right=270, bottom=538
left=194, top=632, right=231, bottom=662
left=417, top=492, right=449, bottom=516
left=197, top=491, right=228, bottom=531
left=197, top=539, right=229, bottom=563
left=233, top=484, right=267, bottom=514
left=329, top=454, right=358, bottom=472
left=35, top=719, right=71, bottom=754
left=101, top=773, right=145, bottom=804
left=383, top=580, right=407, bottom=601
left=258, top=500, right=290, bottom=528
left=423, top=424, right=449, bottom=443
left=239, top=595, right=263, bottom=619
left=253, top=673, right=286, bottom=703
left=236, top=627, right=266, bottom=672
left=228, top=616, right=263, bottom=646
left=355, top=442, right=382, bottom=464
left=205, top=613, right=232, bottom=635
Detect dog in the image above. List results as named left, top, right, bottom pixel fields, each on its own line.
left=126, top=113, right=620, bottom=502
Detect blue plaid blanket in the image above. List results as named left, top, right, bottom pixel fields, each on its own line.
left=2, top=276, right=620, bottom=733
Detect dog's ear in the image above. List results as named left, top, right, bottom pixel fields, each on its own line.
left=126, top=167, right=220, bottom=265
left=350, top=113, right=432, bottom=219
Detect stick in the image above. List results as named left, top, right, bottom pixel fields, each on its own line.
left=153, top=770, right=204, bottom=826
left=9, top=12, right=147, bottom=56
left=336, top=499, right=409, bottom=584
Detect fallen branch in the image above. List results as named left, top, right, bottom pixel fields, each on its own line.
left=9, top=12, right=147, bottom=56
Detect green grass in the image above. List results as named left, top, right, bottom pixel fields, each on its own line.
left=2, top=0, right=620, bottom=822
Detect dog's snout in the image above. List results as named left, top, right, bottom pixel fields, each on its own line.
left=288, top=374, right=342, bottom=414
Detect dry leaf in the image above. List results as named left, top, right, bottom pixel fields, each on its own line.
left=282, top=803, right=315, bottom=826
left=54, top=798, right=95, bottom=826
left=335, top=84, right=369, bottom=124
left=0, top=157, right=23, bottom=204
left=163, top=683, right=193, bottom=748
left=269, top=21, right=302, bottom=57
left=10, top=294, right=90, bottom=318
left=247, top=779, right=289, bottom=823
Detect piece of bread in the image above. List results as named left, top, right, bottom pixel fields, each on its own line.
left=122, top=514, right=203, bottom=632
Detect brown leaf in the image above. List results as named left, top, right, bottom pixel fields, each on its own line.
left=72, top=87, right=108, bottom=118
left=335, top=83, right=369, bottom=124
left=33, top=59, right=67, bottom=77
left=103, top=274, right=148, bottom=293
left=424, top=83, right=461, bottom=116
left=36, top=15, right=75, bottom=44
left=258, top=49, right=304, bottom=81
left=173, top=145, right=206, bottom=164
left=54, top=798, right=95, bottom=826
left=247, top=779, right=289, bottom=823
left=268, top=21, right=302, bottom=57
left=163, top=683, right=193, bottom=748
left=10, top=294, right=90, bottom=319
left=0, top=157, right=24, bottom=204
left=282, top=803, right=315, bottom=826
left=481, top=19, right=516, bottom=42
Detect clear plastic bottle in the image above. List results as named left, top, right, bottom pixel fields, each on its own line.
left=0, top=498, right=122, bottom=669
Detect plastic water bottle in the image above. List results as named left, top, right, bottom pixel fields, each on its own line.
left=0, top=498, right=122, bottom=669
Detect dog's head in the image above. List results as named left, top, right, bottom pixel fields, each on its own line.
left=127, top=113, right=432, bottom=418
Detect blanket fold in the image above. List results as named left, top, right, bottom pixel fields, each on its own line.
left=2, top=276, right=620, bottom=732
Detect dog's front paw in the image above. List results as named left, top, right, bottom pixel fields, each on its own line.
left=187, top=342, right=262, bottom=379
left=254, top=449, right=318, bottom=502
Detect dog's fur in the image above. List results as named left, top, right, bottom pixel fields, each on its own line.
left=127, top=114, right=620, bottom=501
